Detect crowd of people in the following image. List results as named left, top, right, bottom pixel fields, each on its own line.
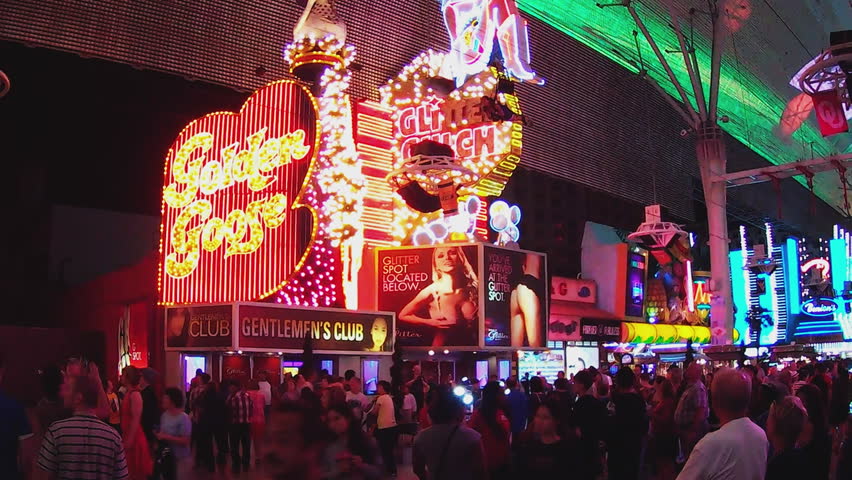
left=1, top=351, right=851, bottom=480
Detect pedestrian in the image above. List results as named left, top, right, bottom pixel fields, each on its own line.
left=795, top=383, right=831, bottom=479
left=549, top=377, right=575, bottom=419
left=0, top=352, right=35, bottom=480
left=36, top=375, right=128, bottom=480
left=504, top=377, right=528, bottom=441
left=139, top=367, right=161, bottom=446
left=257, top=371, right=273, bottom=420
left=189, top=369, right=203, bottom=392
left=765, top=395, right=808, bottom=480
left=407, top=364, right=426, bottom=412
left=468, top=381, right=511, bottom=479
left=674, top=362, right=709, bottom=461
left=247, top=379, right=266, bottom=465
left=668, top=366, right=683, bottom=399
left=400, top=383, right=419, bottom=442
left=280, top=377, right=300, bottom=402
left=226, top=379, right=253, bottom=473
left=513, top=400, right=578, bottom=476
left=34, top=365, right=67, bottom=441
left=345, top=376, right=370, bottom=421
left=120, top=365, right=153, bottom=479
left=193, top=375, right=216, bottom=472
left=323, top=403, right=382, bottom=479
left=571, top=369, right=606, bottom=480
left=413, top=384, right=486, bottom=480
left=106, top=379, right=121, bottom=433
left=65, top=358, right=112, bottom=419
left=155, top=387, right=192, bottom=480
left=371, top=380, right=398, bottom=476
left=210, top=381, right=231, bottom=467
left=676, top=368, right=768, bottom=479
left=343, top=369, right=357, bottom=391
left=649, top=377, right=677, bottom=480
left=527, top=375, right=547, bottom=423
left=607, top=367, right=648, bottom=480
left=264, top=400, right=326, bottom=480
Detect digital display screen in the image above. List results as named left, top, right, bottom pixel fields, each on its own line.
left=625, top=250, right=647, bottom=317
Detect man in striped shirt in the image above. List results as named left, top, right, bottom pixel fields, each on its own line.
left=226, top=379, right=253, bottom=474
left=35, top=375, right=128, bottom=480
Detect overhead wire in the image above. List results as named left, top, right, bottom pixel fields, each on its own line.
left=760, top=0, right=815, bottom=59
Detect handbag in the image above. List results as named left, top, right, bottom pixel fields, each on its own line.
left=152, top=445, right=176, bottom=480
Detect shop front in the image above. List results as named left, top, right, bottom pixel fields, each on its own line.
left=164, top=303, right=394, bottom=392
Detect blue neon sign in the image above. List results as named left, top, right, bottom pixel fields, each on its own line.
left=801, top=298, right=839, bottom=317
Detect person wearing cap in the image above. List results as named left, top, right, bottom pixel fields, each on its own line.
left=139, top=367, right=161, bottom=445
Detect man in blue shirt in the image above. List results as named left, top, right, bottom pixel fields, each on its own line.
left=505, top=377, right=528, bottom=440
left=0, top=352, right=35, bottom=479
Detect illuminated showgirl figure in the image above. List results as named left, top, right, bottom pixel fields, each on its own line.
left=442, top=0, right=542, bottom=86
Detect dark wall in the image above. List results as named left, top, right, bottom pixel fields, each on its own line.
left=0, top=326, right=105, bottom=406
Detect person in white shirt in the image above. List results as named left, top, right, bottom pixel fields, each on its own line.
left=676, top=368, right=768, bottom=480
left=257, top=371, right=273, bottom=420
left=371, top=380, right=397, bottom=476
left=345, top=377, right=370, bottom=420
left=400, top=383, right=417, bottom=424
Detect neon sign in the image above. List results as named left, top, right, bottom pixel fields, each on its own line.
left=441, top=0, right=540, bottom=86
left=801, top=298, right=839, bottom=317
left=396, top=101, right=504, bottom=159
left=381, top=53, right=522, bottom=244
left=159, top=80, right=320, bottom=304
left=801, top=258, right=830, bottom=276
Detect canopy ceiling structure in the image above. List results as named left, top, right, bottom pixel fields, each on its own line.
left=518, top=0, right=851, bottom=215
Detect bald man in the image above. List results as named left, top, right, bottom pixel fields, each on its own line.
left=676, top=368, right=768, bottom=480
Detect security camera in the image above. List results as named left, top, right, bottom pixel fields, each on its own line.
left=720, top=115, right=730, bottom=123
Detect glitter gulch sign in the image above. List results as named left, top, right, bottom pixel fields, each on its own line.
left=158, top=80, right=320, bottom=304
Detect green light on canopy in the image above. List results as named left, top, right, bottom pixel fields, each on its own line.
left=517, top=0, right=840, bottom=208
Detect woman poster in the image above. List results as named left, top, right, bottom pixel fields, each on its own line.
left=510, top=252, right=544, bottom=347
left=366, top=316, right=390, bottom=352
left=166, top=307, right=190, bottom=348
left=394, top=245, right=479, bottom=347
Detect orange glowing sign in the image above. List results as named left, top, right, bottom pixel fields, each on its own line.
left=159, top=80, right=320, bottom=304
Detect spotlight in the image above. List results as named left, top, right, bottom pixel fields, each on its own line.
left=237, top=350, right=243, bottom=354
left=504, top=388, right=511, bottom=395
left=461, top=377, right=469, bottom=382
left=462, top=393, right=474, bottom=405
left=428, top=350, right=435, bottom=356
left=453, top=386, right=466, bottom=397
left=443, top=349, right=450, bottom=355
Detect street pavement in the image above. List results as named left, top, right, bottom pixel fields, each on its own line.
left=180, top=464, right=417, bottom=480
